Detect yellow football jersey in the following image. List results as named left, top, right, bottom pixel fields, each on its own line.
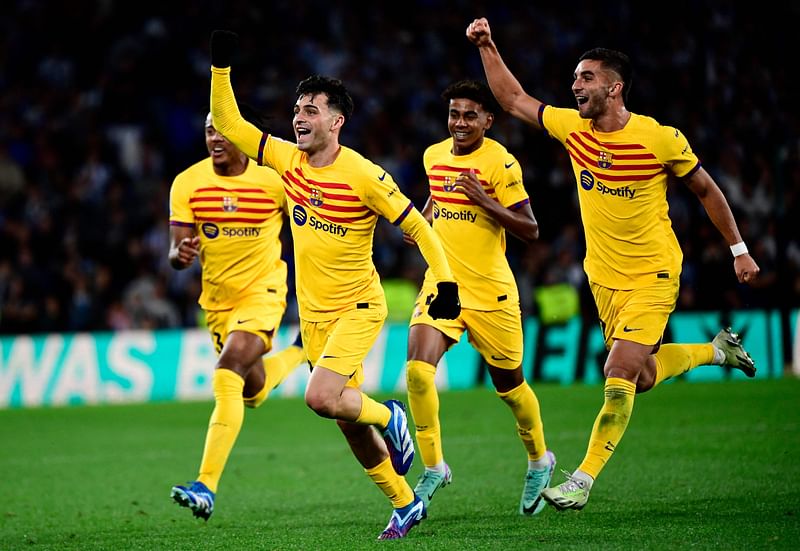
left=261, top=137, right=417, bottom=321
left=423, top=137, right=529, bottom=310
left=541, top=107, right=699, bottom=289
left=169, top=157, right=287, bottom=311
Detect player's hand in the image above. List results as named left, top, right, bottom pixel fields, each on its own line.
left=402, top=233, right=417, bottom=246
left=466, top=17, right=492, bottom=47
left=453, top=169, right=490, bottom=207
left=734, top=254, right=760, bottom=285
left=176, top=236, right=201, bottom=266
left=210, top=30, right=238, bottom=68
left=427, top=281, right=461, bottom=320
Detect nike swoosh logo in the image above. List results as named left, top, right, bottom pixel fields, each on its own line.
left=622, top=326, right=641, bottom=332
left=237, top=319, right=253, bottom=324
left=521, top=497, right=543, bottom=515
left=378, top=172, right=387, bottom=181
left=504, top=161, right=515, bottom=169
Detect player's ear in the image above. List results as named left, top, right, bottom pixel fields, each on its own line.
left=485, top=112, right=495, bottom=130
left=330, top=113, right=345, bottom=132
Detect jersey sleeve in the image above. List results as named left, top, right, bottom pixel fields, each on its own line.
left=169, top=173, right=194, bottom=225
left=361, top=164, right=414, bottom=223
left=655, top=125, right=700, bottom=178
left=540, top=105, right=580, bottom=145
left=494, top=154, right=530, bottom=209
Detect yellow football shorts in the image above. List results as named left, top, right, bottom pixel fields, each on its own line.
left=301, top=304, right=387, bottom=388
left=205, top=289, right=287, bottom=355
left=409, top=283, right=523, bottom=369
left=590, top=277, right=679, bottom=349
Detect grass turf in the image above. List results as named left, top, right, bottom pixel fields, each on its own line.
left=0, top=378, right=798, bottom=550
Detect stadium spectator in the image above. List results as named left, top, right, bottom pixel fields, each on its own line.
left=401, top=79, right=554, bottom=516
left=209, top=30, right=461, bottom=539
left=167, top=112, right=306, bottom=521
left=467, top=17, right=761, bottom=511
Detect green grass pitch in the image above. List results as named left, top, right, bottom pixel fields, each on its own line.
left=1, top=378, right=798, bottom=550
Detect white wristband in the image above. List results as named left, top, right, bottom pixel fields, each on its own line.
left=730, top=242, right=748, bottom=257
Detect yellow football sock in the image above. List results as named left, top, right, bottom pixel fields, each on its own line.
left=653, top=343, right=715, bottom=386
left=244, top=344, right=306, bottom=408
left=578, top=377, right=636, bottom=480
left=497, top=381, right=547, bottom=461
left=365, top=456, right=414, bottom=509
left=197, top=368, right=245, bottom=493
left=406, top=360, right=442, bottom=467
left=355, top=392, right=392, bottom=428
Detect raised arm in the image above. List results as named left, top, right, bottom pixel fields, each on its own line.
left=684, top=167, right=760, bottom=284
left=466, top=18, right=544, bottom=129
left=209, top=30, right=267, bottom=162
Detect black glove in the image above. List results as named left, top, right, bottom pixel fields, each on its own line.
left=210, top=30, right=238, bottom=68
left=427, top=281, right=461, bottom=320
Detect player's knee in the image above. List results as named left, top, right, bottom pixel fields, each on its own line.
left=488, top=365, right=524, bottom=393
left=215, top=357, right=250, bottom=379
left=603, top=360, right=641, bottom=381
left=304, top=387, right=337, bottom=418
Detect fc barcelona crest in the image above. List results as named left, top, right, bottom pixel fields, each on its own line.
left=309, top=187, right=324, bottom=207
left=222, top=196, right=238, bottom=212
left=443, top=176, right=456, bottom=192
left=598, top=151, right=613, bottom=169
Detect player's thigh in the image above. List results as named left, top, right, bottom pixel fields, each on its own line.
left=301, top=307, right=386, bottom=389
left=462, top=305, right=524, bottom=370
left=206, top=294, right=286, bottom=373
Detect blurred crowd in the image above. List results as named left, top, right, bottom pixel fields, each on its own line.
left=0, top=0, right=797, bottom=335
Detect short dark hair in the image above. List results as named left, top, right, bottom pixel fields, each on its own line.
left=296, top=75, right=354, bottom=121
left=578, top=48, right=633, bottom=103
left=441, top=79, right=500, bottom=115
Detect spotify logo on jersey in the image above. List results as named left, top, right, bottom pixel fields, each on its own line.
left=292, top=205, right=308, bottom=226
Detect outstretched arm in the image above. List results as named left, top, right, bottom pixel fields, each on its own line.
left=402, top=196, right=432, bottom=245
left=399, top=208, right=454, bottom=283
left=209, top=31, right=267, bottom=162
left=466, top=18, right=544, bottom=129
left=399, top=209, right=461, bottom=319
left=684, top=167, right=760, bottom=284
